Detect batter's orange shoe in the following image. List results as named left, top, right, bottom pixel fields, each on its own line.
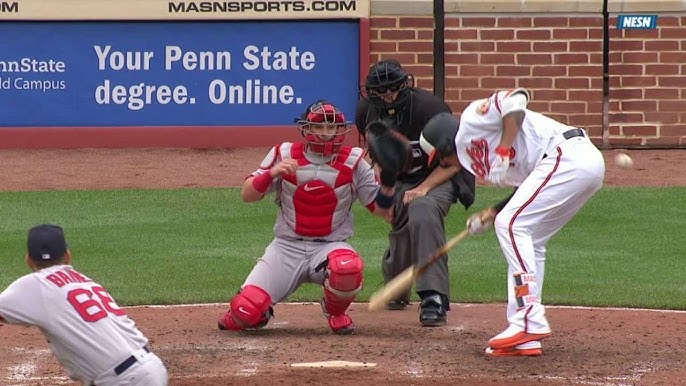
left=488, top=325, right=551, bottom=349
left=485, top=346, right=543, bottom=357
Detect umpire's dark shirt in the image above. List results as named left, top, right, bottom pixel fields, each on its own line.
left=355, top=88, right=475, bottom=209
left=355, top=88, right=452, bottom=184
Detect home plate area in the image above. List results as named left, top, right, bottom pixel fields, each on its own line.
left=1, top=303, right=685, bottom=385
left=290, top=360, right=377, bottom=368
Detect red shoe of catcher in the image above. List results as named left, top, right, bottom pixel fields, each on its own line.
left=320, top=299, right=355, bottom=335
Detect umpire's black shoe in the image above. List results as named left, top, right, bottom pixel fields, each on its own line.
left=385, top=299, right=410, bottom=311
left=419, top=294, right=447, bottom=327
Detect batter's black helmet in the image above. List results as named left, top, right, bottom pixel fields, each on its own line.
left=419, top=112, right=460, bottom=165
left=360, top=59, right=413, bottom=110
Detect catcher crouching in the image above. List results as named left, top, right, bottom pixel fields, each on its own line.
left=218, top=100, right=395, bottom=334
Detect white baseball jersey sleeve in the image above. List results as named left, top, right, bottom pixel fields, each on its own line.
left=456, top=89, right=578, bottom=187
left=0, top=264, right=149, bottom=384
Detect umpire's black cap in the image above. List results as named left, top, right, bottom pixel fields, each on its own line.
left=27, top=224, right=68, bottom=262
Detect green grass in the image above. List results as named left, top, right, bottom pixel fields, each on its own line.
left=0, top=186, right=684, bottom=309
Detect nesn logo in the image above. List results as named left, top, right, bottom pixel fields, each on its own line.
left=617, top=15, right=658, bottom=29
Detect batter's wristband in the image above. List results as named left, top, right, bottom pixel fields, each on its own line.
left=374, top=191, right=395, bottom=209
left=495, top=146, right=511, bottom=158
left=251, top=172, right=274, bottom=193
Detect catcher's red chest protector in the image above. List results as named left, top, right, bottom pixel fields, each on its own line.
left=278, top=143, right=364, bottom=237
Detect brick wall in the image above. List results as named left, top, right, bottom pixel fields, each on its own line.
left=368, top=14, right=686, bottom=147
left=610, top=16, right=686, bottom=146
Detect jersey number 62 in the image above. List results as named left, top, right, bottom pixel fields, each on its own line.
left=67, top=286, right=126, bottom=322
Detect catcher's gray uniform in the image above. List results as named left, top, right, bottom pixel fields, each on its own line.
left=219, top=141, right=381, bottom=334
left=244, top=142, right=378, bottom=300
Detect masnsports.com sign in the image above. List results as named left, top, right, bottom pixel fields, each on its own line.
left=0, top=0, right=370, bottom=20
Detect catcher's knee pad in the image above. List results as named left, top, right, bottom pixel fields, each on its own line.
left=225, top=285, right=273, bottom=330
left=324, top=249, right=364, bottom=298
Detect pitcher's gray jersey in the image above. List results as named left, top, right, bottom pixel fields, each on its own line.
left=0, top=264, right=154, bottom=384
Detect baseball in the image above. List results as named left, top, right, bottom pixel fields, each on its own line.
left=614, top=153, right=633, bottom=168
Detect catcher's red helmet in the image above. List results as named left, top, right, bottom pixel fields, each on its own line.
left=295, top=100, right=351, bottom=156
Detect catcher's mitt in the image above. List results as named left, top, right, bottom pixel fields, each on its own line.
left=364, top=119, right=411, bottom=186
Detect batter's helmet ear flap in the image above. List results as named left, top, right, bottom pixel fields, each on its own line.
left=419, top=112, right=459, bottom=165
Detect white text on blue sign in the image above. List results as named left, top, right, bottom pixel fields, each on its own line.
left=617, top=15, right=658, bottom=29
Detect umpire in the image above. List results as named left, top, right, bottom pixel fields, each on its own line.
left=356, top=59, right=475, bottom=326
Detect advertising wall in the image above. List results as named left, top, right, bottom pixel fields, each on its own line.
left=0, top=0, right=370, bottom=148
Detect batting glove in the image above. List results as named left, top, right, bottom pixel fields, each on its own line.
left=466, top=208, right=495, bottom=235
left=486, top=147, right=511, bottom=187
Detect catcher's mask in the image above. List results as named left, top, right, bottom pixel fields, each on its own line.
left=360, top=59, right=413, bottom=112
left=295, top=100, right=351, bottom=156
left=419, top=112, right=460, bottom=165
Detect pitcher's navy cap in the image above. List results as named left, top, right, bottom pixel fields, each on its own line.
left=27, top=224, right=68, bottom=262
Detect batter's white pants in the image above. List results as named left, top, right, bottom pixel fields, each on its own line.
left=494, top=136, right=605, bottom=334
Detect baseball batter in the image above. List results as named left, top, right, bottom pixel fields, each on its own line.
left=217, top=100, right=394, bottom=334
left=0, top=224, right=168, bottom=385
left=420, top=88, right=605, bottom=356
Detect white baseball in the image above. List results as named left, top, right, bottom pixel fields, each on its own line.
left=614, top=153, right=633, bottom=168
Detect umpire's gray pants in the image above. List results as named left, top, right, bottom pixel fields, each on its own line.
left=381, top=179, right=456, bottom=300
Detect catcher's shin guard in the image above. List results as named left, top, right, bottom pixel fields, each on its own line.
left=322, top=249, right=363, bottom=333
left=218, top=285, right=273, bottom=331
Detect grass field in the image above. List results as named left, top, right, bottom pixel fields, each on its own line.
left=0, top=186, right=684, bottom=309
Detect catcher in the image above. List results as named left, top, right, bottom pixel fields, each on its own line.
left=217, top=100, right=398, bottom=334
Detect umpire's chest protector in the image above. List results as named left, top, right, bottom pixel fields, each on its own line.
left=277, top=143, right=364, bottom=237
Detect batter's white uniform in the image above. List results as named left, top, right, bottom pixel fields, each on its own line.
left=243, top=142, right=379, bottom=302
left=0, top=264, right=168, bottom=386
left=456, top=90, right=605, bottom=346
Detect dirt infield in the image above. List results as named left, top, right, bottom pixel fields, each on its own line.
left=1, top=148, right=685, bottom=386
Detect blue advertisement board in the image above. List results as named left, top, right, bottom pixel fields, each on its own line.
left=0, top=21, right=360, bottom=127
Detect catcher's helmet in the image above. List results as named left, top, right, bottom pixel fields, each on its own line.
left=361, top=59, right=413, bottom=111
left=295, top=100, right=351, bottom=156
left=419, top=112, right=460, bottom=165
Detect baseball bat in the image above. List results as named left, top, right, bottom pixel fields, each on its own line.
left=367, top=210, right=494, bottom=312
left=367, top=229, right=470, bottom=312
